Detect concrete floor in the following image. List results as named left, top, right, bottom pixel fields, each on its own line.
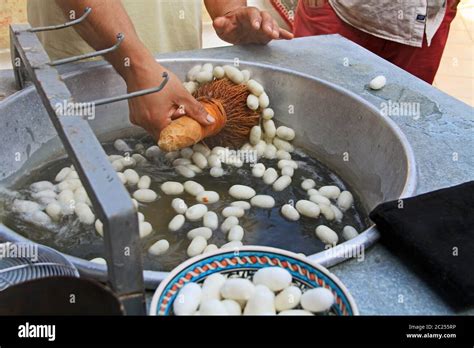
left=0, top=1, right=472, bottom=106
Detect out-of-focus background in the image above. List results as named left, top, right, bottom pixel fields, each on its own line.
left=0, top=0, right=472, bottom=106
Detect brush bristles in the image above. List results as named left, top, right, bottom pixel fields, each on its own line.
left=194, top=78, right=260, bottom=149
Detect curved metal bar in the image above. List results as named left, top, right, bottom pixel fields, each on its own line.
left=28, top=7, right=92, bottom=33
left=91, top=72, right=169, bottom=106
left=48, top=33, right=124, bottom=67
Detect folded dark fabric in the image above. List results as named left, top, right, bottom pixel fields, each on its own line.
left=369, top=181, right=474, bottom=309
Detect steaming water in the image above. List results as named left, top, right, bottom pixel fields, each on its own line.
left=2, top=137, right=369, bottom=272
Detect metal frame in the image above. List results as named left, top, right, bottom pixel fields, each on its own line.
left=9, top=8, right=170, bottom=315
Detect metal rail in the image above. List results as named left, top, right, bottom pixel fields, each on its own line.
left=48, top=33, right=125, bottom=67
left=9, top=7, right=169, bottom=315
left=27, top=7, right=92, bottom=33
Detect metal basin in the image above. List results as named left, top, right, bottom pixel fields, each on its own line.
left=0, top=58, right=416, bottom=288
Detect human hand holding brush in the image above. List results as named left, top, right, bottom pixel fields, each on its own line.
left=125, top=58, right=215, bottom=140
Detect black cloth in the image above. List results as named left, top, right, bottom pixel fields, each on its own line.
left=369, top=181, right=474, bottom=310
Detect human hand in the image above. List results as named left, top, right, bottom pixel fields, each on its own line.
left=124, top=60, right=214, bottom=139
left=212, top=6, right=294, bottom=45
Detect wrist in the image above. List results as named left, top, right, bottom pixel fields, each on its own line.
left=123, top=60, right=166, bottom=92
left=206, top=0, right=247, bottom=19
left=108, top=40, right=159, bottom=84
left=221, top=4, right=246, bottom=17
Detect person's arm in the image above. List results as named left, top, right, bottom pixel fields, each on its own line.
left=204, top=0, right=293, bottom=44
left=55, top=0, right=213, bottom=139
left=204, top=0, right=246, bottom=19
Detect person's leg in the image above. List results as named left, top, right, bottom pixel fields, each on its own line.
left=379, top=0, right=458, bottom=84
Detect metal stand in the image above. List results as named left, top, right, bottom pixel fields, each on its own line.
left=9, top=8, right=168, bottom=315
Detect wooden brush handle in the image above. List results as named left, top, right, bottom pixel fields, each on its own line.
left=158, top=98, right=227, bottom=152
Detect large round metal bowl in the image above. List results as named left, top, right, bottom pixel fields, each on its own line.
left=0, top=58, right=416, bottom=288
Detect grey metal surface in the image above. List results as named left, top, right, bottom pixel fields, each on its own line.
left=0, top=35, right=472, bottom=314
left=9, top=23, right=146, bottom=315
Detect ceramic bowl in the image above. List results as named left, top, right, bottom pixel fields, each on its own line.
left=150, top=246, right=359, bottom=315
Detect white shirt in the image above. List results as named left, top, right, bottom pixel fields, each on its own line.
left=327, top=0, right=448, bottom=47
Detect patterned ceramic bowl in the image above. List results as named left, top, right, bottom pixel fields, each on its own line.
left=150, top=246, right=359, bottom=315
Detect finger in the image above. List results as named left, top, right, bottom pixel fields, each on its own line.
left=141, top=117, right=162, bottom=140
left=180, top=97, right=215, bottom=126
left=243, top=7, right=262, bottom=30
left=273, top=20, right=283, bottom=38
left=278, top=27, right=294, bottom=40
left=150, top=122, right=166, bottom=140
left=212, top=16, right=227, bottom=36
left=154, top=112, right=175, bottom=139
left=213, top=16, right=239, bottom=38
left=171, top=104, right=186, bottom=119
left=260, top=11, right=276, bottom=37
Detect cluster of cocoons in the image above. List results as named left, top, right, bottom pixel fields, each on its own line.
left=11, top=142, right=171, bottom=263
left=282, top=179, right=359, bottom=246
left=172, top=267, right=335, bottom=315
left=12, top=171, right=96, bottom=228
left=159, top=181, right=278, bottom=259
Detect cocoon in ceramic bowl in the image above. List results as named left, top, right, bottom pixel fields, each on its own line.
left=150, top=246, right=358, bottom=316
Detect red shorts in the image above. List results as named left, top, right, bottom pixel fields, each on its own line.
left=293, top=0, right=459, bottom=83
